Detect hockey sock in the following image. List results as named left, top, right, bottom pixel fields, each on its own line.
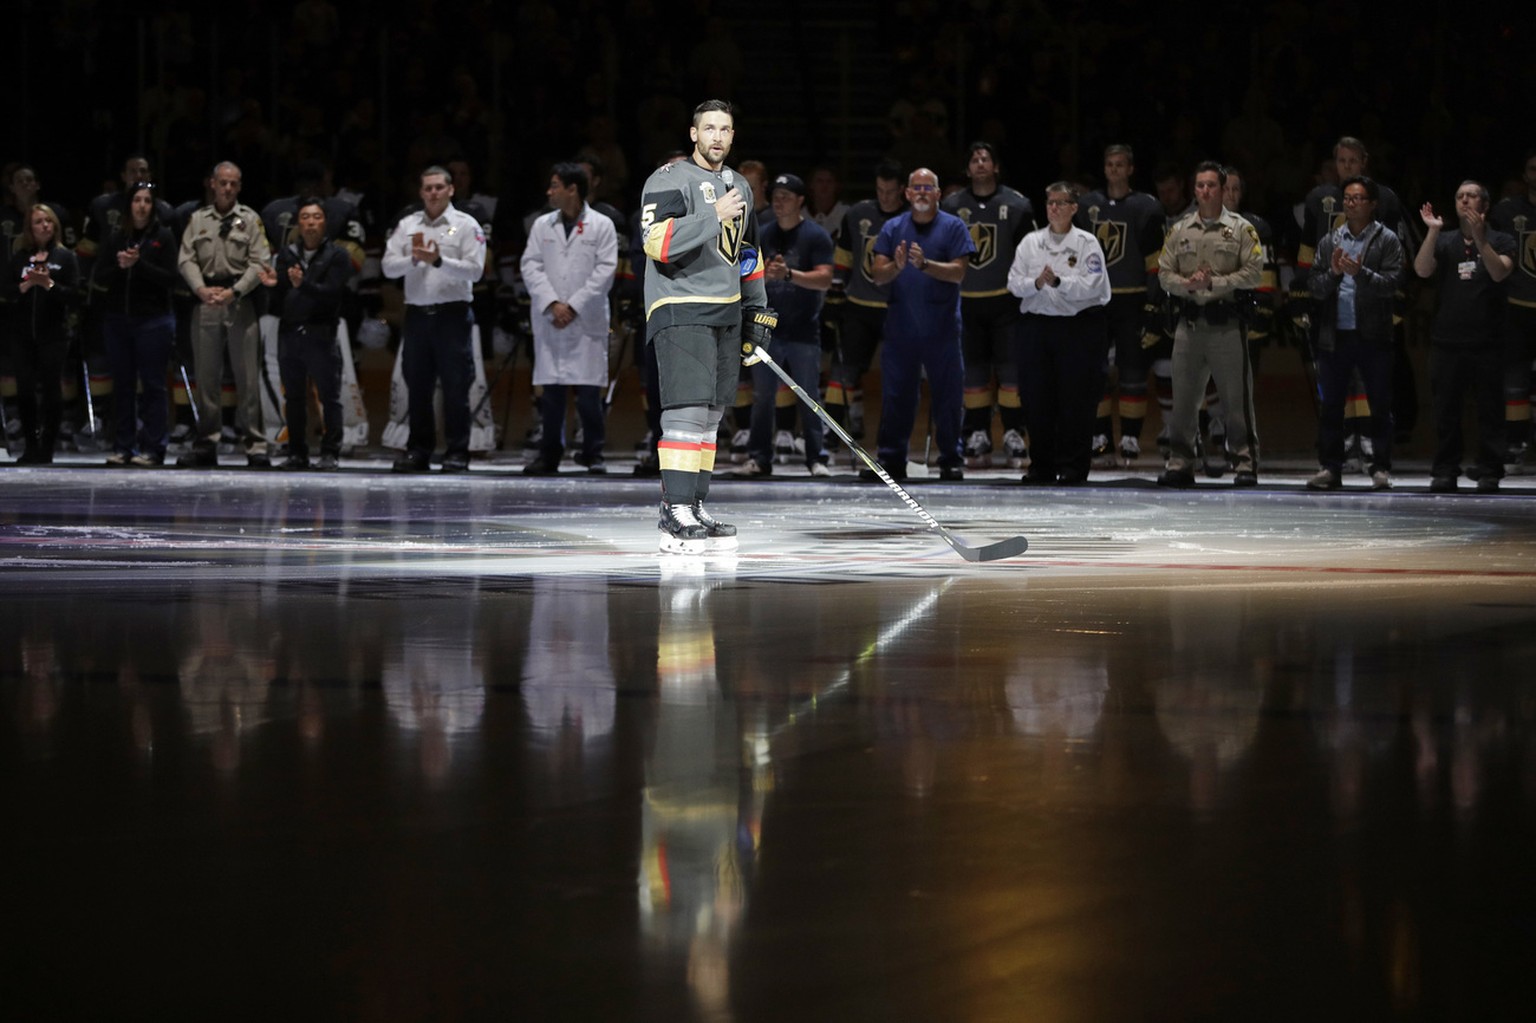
left=697, top=406, right=725, bottom=501
left=659, top=406, right=710, bottom=505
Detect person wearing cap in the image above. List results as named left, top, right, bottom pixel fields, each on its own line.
left=735, top=172, right=835, bottom=476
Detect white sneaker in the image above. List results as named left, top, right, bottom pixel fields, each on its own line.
left=1119, top=435, right=1140, bottom=466
left=964, top=429, right=993, bottom=468
left=729, top=428, right=750, bottom=463
left=1091, top=433, right=1115, bottom=468
left=1370, top=469, right=1392, bottom=490
left=1002, top=428, right=1028, bottom=469
left=808, top=461, right=831, bottom=477
left=774, top=430, right=796, bottom=464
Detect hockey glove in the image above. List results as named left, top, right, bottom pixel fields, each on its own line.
left=742, top=307, right=778, bottom=359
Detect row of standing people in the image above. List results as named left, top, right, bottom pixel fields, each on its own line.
left=755, top=138, right=1532, bottom=494
left=1, top=154, right=627, bottom=473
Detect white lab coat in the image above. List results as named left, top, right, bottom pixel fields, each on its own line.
left=520, top=204, right=618, bottom=386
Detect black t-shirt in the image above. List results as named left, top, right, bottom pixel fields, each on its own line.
left=760, top=217, right=835, bottom=345
left=1431, top=229, right=1516, bottom=345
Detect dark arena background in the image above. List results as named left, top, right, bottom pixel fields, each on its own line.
left=5, top=2, right=1536, bottom=1020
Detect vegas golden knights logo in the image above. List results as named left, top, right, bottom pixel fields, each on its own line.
left=968, top=223, right=997, bottom=268
left=1087, top=206, right=1125, bottom=267
left=860, top=235, right=877, bottom=281
left=1321, top=195, right=1344, bottom=233
left=718, top=211, right=745, bottom=263
left=1093, top=221, right=1126, bottom=266
left=1516, top=215, right=1535, bottom=280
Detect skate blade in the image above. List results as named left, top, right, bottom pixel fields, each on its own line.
left=658, top=535, right=712, bottom=555
left=706, top=535, right=739, bottom=552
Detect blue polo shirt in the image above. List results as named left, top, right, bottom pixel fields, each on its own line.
left=873, top=210, right=975, bottom=342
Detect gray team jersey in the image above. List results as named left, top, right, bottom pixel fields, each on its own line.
left=640, top=158, right=766, bottom=337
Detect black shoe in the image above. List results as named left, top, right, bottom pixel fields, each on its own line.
left=522, top=457, right=558, bottom=476
left=1020, top=472, right=1054, bottom=485
left=247, top=453, right=272, bottom=469
left=1233, top=470, right=1258, bottom=487
left=440, top=454, right=470, bottom=473
left=1429, top=476, right=1458, bottom=493
left=177, top=445, right=218, bottom=468
left=938, top=465, right=964, bottom=481
left=586, top=458, right=607, bottom=475
left=1056, top=471, right=1089, bottom=485
left=392, top=451, right=431, bottom=474
left=632, top=460, right=661, bottom=478
left=316, top=453, right=339, bottom=471
left=280, top=455, right=310, bottom=470
left=1477, top=475, right=1500, bottom=494
left=1157, top=468, right=1196, bottom=488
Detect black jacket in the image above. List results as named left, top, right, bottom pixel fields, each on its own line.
left=91, top=224, right=180, bottom=318
left=6, top=245, right=82, bottom=344
left=271, top=238, right=355, bottom=331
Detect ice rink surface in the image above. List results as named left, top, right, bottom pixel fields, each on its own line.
left=5, top=461, right=1536, bottom=1019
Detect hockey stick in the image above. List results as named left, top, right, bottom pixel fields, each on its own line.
left=743, top=343, right=1028, bottom=562
left=178, top=362, right=203, bottom=433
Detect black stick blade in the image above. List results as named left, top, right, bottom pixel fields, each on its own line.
left=942, top=532, right=1030, bottom=562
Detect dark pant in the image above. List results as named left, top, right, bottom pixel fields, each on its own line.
left=403, top=303, right=474, bottom=458
left=1317, top=330, right=1394, bottom=472
left=748, top=339, right=823, bottom=466
left=1017, top=309, right=1107, bottom=480
left=877, top=332, right=964, bottom=468
left=539, top=383, right=605, bottom=463
left=103, top=312, right=175, bottom=457
left=278, top=324, right=343, bottom=458
left=13, top=331, right=66, bottom=451
left=1430, top=343, right=1504, bottom=480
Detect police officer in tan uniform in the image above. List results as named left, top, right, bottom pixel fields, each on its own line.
left=1157, top=161, right=1264, bottom=487
left=176, top=161, right=272, bottom=467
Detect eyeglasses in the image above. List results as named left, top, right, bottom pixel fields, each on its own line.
left=1341, top=194, right=1373, bottom=204
left=909, top=184, right=938, bottom=193
left=218, top=216, right=235, bottom=238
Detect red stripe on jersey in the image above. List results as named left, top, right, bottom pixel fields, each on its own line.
left=657, top=220, right=675, bottom=262
left=743, top=265, right=764, bottom=282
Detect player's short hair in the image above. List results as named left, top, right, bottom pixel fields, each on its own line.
left=692, top=99, right=734, bottom=126
left=967, top=141, right=1000, bottom=166
left=421, top=165, right=452, bottom=185
left=1104, top=144, right=1134, bottom=163
left=295, top=195, right=327, bottom=218
left=875, top=159, right=905, bottom=184
left=1334, top=136, right=1368, bottom=161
